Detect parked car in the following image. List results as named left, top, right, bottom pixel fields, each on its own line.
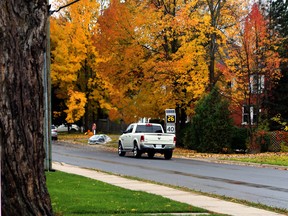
left=88, top=134, right=112, bottom=145
left=57, top=124, right=80, bottom=132
left=51, top=125, right=58, bottom=140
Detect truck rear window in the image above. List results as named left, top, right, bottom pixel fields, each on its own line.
left=135, top=125, right=163, bottom=133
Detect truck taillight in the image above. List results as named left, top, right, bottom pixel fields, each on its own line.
left=140, top=135, right=145, bottom=142
left=174, top=136, right=176, bottom=144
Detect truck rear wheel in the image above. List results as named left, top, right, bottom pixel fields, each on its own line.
left=133, top=144, right=142, bottom=158
left=164, top=150, right=173, bottom=160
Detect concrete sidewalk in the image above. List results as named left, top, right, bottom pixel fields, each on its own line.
left=52, top=162, right=285, bottom=216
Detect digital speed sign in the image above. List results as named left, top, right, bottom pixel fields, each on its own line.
left=165, top=109, right=176, bottom=134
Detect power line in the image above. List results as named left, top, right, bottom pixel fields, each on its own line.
left=49, top=0, right=80, bottom=15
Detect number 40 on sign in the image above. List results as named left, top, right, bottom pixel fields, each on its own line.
left=166, top=125, right=175, bottom=133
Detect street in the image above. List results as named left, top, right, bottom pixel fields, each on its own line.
left=52, top=141, right=288, bottom=210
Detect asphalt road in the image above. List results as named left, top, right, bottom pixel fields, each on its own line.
left=52, top=141, right=288, bottom=210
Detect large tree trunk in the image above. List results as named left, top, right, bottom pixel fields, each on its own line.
left=207, top=0, right=225, bottom=89
left=0, top=1, right=53, bottom=215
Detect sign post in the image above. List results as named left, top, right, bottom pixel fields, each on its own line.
left=165, top=109, right=176, bottom=134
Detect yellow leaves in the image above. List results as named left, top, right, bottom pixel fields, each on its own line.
left=272, top=114, right=288, bottom=132
left=65, top=90, right=87, bottom=123
left=50, top=0, right=105, bottom=124
left=99, top=99, right=112, bottom=110
left=50, top=0, right=100, bottom=84
left=108, top=108, right=120, bottom=122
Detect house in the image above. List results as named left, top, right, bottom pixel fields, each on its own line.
left=229, top=73, right=266, bottom=127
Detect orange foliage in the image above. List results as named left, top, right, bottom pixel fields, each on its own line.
left=95, top=0, right=216, bottom=120
left=223, top=3, right=282, bottom=108
left=51, top=0, right=282, bottom=127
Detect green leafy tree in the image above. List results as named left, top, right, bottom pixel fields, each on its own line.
left=184, top=88, right=233, bottom=153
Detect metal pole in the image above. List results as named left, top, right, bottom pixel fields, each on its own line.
left=44, top=0, right=52, bottom=171
left=44, top=51, right=50, bottom=171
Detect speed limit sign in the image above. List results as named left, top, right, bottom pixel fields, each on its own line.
left=165, top=109, right=176, bottom=134
left=166, top=125, right=175, bottom=133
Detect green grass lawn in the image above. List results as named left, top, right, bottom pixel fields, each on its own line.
left=46, top=171, right=221, bottom=216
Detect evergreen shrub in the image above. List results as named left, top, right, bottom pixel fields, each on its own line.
left=183, top=88, right=234, bottom=153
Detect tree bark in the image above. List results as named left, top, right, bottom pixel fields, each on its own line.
left=0, top=1, right=53, bottom=215
left=206, top=0, right=226, bottom=89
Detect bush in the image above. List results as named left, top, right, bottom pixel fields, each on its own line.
left=183, top=88, right=234, bottom=153
left=281, top=142, right=288, bottom=152
left=248, top=130, right=288, bottom=153
left=273, top=131, right=288, bottom=152
left=230, top=127, right=249, bottom=152
left=249, top=130, right=271, bottom=153
left=183, top=121, right=198, bottom=150
left=258, top=131, right=271, bottom=152
left=177, top=123, right=190, bottom=147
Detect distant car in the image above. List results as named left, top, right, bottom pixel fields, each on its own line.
left=88, top=134, right=112, bottom=145
left=51, top=125, right=58, bottom=140
left=57, top=124, right=80, bottom=132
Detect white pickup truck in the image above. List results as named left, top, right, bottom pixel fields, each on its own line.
left=118, top=123, right=176, bottom=159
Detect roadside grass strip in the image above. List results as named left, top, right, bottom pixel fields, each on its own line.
left=46, top=171, right=222, bottom=216
left=221, top=153, right=288, bottom=167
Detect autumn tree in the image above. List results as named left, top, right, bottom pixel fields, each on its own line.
left=143, top=0, right=210, bottom=135
left=225, top=3, right=281, bottom=131
left=96, top=0, right=148, bottom=123
left=0, top=0, right=53, bottom=215
left=50, top=0, right=102, bottom=130
left=140, top=0, right=247, bottom=131
left=206, top=0, right=226, bottom=89
left=95, top=0, right=249, bottom=145
left=96, top=0, right=183, bottom=123
left=205, top=0, right=248, bottom=89
left=96, top=0, right=211, bottom=129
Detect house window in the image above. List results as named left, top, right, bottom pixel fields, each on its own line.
left=242, top=105, right=258, bottom=125
left=250, top=74, right=264, bottom=94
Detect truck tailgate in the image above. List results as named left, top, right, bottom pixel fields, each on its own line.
left=143, top=133, right=175, bottom=144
